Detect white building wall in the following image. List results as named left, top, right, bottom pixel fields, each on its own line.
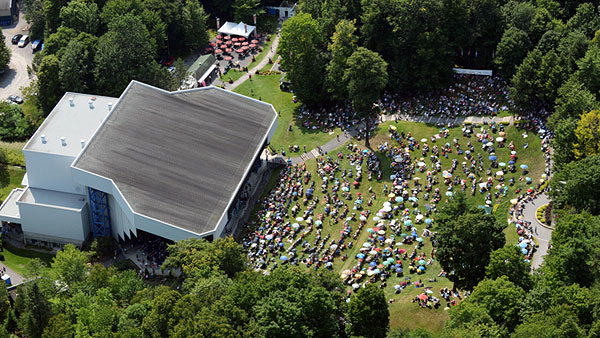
left=18, top=202, right=89, bottom=245
left=25, top=150, right=86, bottom=195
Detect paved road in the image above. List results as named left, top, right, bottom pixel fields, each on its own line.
left=0, top=14, right=35, bottom=98
left=0, top=260, right=24, bottom=285
left=524, top=193, right=552, bottom=269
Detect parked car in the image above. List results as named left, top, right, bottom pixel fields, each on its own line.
left=18, top=35, right=30, bottom=48
left=7, top=95, right=23, bottom=104
left=11, top=34, right=22, bottom=45
left=162, top=56, right=174, bottom=67
left=31, top=39, right=43, bottom=52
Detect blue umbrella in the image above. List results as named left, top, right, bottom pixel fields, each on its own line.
left=278, top=242, right=285, bottom=247
left=521, top=248, right=528, bottom=254
left=404, top=220, right=412, bottom=226
left=280, top=256, right=288, bottom=261
left=499, top=162, right=506, bottom=167
left=509, top=160, right=515, bottom=165
left=520, top=164, right=528, bottom=170
left=425, top=218, right=433, bottom=224
left=489, top=155, right=497, bottom=161
left=401, top=233, right=407, bottom=237
left=395, top=197, right=404, bottom=202
left=378, top=236, right=384, bottom=241
left=356, top=253, right=365, bottom=259
left=369, top=262, right=377, bottom=267
left=416, top=238, right=424, bottom=242
left=418, top=266, right=425, bottom=271
left=519, top=242, right=528, bottom=248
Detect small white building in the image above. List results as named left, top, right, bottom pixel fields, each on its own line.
left=0, top=81, right=278, bottom=248
left=266, top=1, right=297, bottom=19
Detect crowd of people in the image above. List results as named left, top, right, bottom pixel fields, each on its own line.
left=243, top=103, right=549, bottom=310
left=295, top=74, right=515, bottom=134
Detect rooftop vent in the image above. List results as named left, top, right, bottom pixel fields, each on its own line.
left=80, top=139, right=86, bottom=148
left=60, top=137, right=67, bottom=147
left=41, top=134, right=46, bottom=144
left=69, top=98, right=74, bottom=107
left=108, top=103, right=112, bottom=111
left=88, top=100, right=94, bottom=109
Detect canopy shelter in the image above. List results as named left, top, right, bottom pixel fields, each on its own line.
left=218, top=21, right=256, bottom=38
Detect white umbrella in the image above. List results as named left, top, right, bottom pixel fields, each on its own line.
left=486, top=142, right=493, bottom=146
left=377, top=230, right=386, bottom=235
left=296, top=217, right=304, bottom=222
left=383, top=201, right=391, bottom=207
left=496, top=171, right=504, bottom=176
left=496, top=137, right=504, bottom=142
left=416, top=214, right=424, bottom=220
left=383, top=206, right=392, bottom=212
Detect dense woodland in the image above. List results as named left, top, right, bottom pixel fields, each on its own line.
left=0, top=0, right=600, bottom=337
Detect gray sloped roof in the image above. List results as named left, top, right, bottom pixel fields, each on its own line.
left=73, top=81, right=277, bottom=235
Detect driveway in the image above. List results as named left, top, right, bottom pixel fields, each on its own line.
left=0, top=14, right=35, bottom=98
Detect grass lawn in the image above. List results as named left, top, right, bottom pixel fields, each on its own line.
left=223, top=69, right=247, bottom=83
left=234, top=73, right=339, bottom=152
left=245, top=121, right=544, bottom=335
left=1, top=242, right=54, bottom=276
left=0, top=167, right=25, bottom=201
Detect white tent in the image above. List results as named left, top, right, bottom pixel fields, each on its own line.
left=218, top=21, right=257, bottom=38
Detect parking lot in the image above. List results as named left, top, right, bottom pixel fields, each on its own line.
left=0, top=14, right=34, bottom=98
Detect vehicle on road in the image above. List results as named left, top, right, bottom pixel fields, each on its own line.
left=18, top=35, right=30, bottom=48
left=11, top=34, right=22, bottom=45
left=31, top=40, right=43, bottom=52
left=7, top=95, right=23, bottom=104
left=162, top=56, right=175, bottom=67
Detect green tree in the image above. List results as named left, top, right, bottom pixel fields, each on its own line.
left=37, top=55, right=63, bottom=115
left=513, top=304, right=585, bottom=338
left=0, top=28, right=10, bottom=70
left=141, top=9, right=167, bottom=52
left=459, top=276, right=525, bottom=331
left=485, top=246, right=532, bottom=291
left=495, top=26, right=531, bottom=80
left=0, top=282, right=8, bottom=323
left=435, top=193, right=506, bottom=290
left=279, top=13, right=327, bottom=105
left=141, top=289, right=180, bottom=338
left=347, top=284, right=388, bottom=338
left=100, top=0, right=143, bottom=25
left=51, top=243, right=88, bottom=287
left=181, top=0, right=209, bottom=50
left=59, top=40, right=90, bottom=93
left=94, top=13, right=158, bottom=96
left=510, top=48, right=543, bottom=108
left=232, top=0, right=264, bottom=24
left=325, top=19, right=357, bottom=100
left=0, top=102, right=31, bottom=140
left=42, top=313, right=74, bottom=338
left=21, top=282, right=52, bottom=338
left=21, top=0, right=45, bottom=39
left=550, top=155, right=600, bottom=215
left=298, top=0, right=323, bottom=18
left=566, top=2, right=600, bottom=39
left=573, top=110, right=600, bottom=159
left=576, top=46, right=600, bottom=99
left=59, top=0, right=99, bottom=34
left=343, top=47, right=388, bottom=146
left=43, top=26, right=78, bottom=58
left=320, top=0, right=348, bottom=41
left=551, top=77, right=598, bottom=129
left=43, top=0, right=68, bottom=35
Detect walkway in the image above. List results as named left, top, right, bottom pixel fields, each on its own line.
left=523, top=194, right=552, bottom=269
left=0, top=261, right=24, bottom=286
left=223, top=34, right=280, bottom=91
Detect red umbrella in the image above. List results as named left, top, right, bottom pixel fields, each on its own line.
left=236, top=48, right=244, bottom=53
left=205, top=47, right=213, bottom=52
left=238, top=37, right=245, bottom=41
left=241, top=46, right=249, bottom=50
left=223, top=35, right=231, bottom=40
left=225, top=40, right=232, bottom=45
left=225, top=56, right=233, bottom=60
left=225, top=48, right=233, bottom=53
left=220, top=44, right=227, bottom=49
left=249, top=44, right=256, bottom=48
left=216, top=35, right=222, bottom=39
left=209, top=42, right=216, bottom=47
left=418, top=293, right=428, bottom=301
left=215, top=49, right=223, bottom=53
left=256, top=34, right=261, bottom=38
left=232, top=37, right=238, bottom=42
left=234, top=42, right=241, bottom=46
left=251, top=39, right=259, bottom=44
left=216, top=40, right=222, bottom=44
left=242, top=41, right=248, bottom=46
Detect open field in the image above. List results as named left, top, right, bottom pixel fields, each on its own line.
left=244, top=121, right=545, bottom=335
